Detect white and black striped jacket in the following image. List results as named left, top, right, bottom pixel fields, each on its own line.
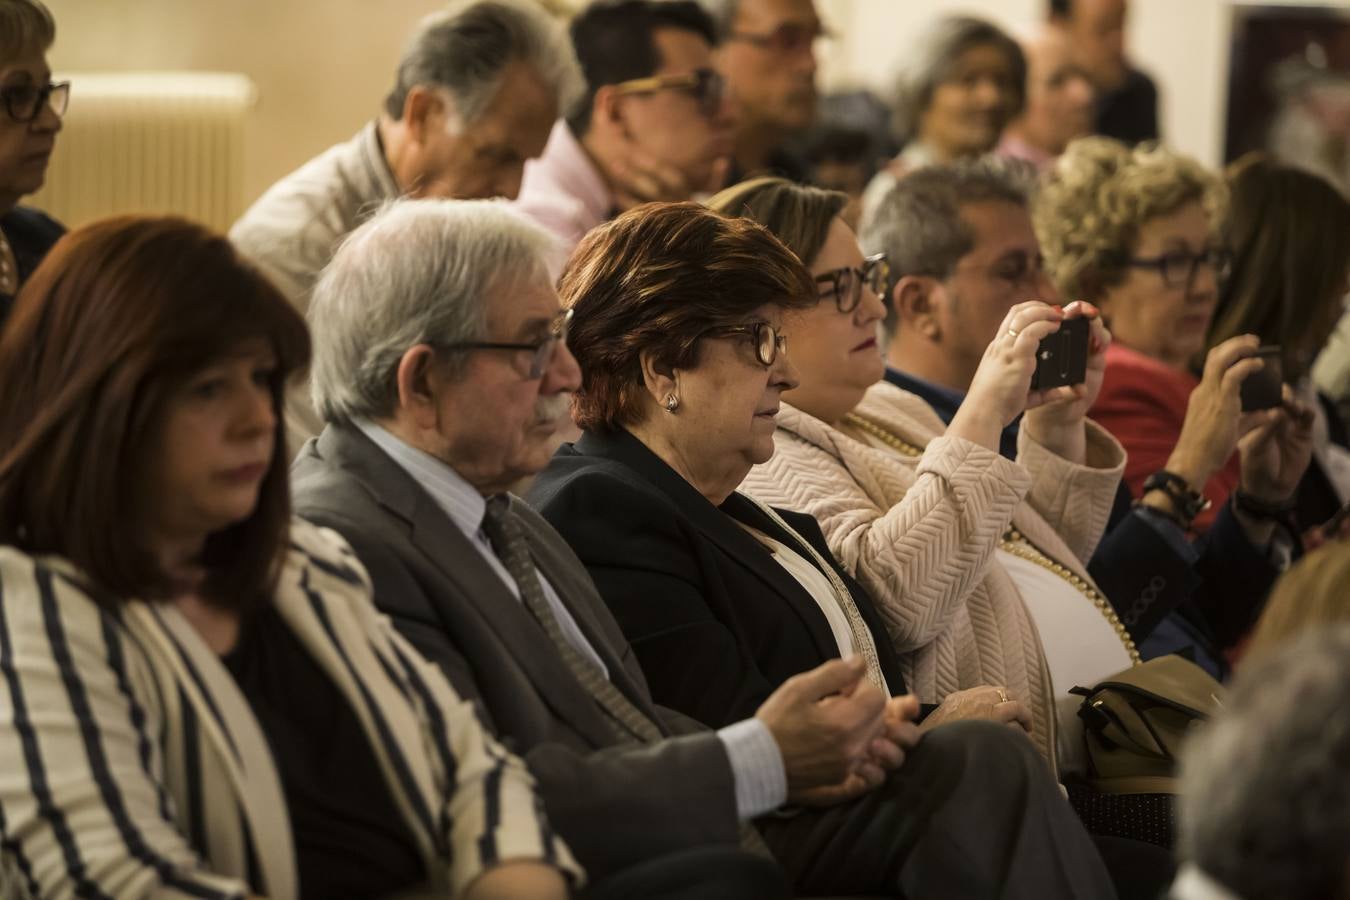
left=0, top=518, right=580, bottom=899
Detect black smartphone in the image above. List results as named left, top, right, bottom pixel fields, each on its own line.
left=1239, top=346, right=1283, bottom=412
left=1030, top=317, right=1089, bottom=391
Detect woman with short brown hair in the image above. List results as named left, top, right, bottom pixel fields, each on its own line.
left=0, top=216, right=577, bottom=900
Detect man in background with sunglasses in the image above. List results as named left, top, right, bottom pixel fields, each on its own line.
left=514, top=0, right=734, bottom=270
left=702, top=0, right=824, bottom=183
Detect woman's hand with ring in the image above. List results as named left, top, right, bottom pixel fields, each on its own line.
left=918, top=685, right=1033, bottom=734
left=949, top=301, right=1065, bottom=452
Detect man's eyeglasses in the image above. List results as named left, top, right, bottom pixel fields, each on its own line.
left=613, top=68, right=725, bottom=119
left=1125, top=247, right=1232, bottom=290
left=1, top=81, right=69, bottom=123
left=435, top=308, right=573, bottom=379
left=703, top=321, right=787, bottom=367
left=815, top=253, right=889, bottom=314
left=727, top=22, right=831, bottom=56
left=951, top=251, right=1046, bottom=290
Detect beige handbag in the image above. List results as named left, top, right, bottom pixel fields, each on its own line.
left=1070, top=654, right=1225, bottom=795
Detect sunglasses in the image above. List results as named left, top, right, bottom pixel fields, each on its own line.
left=612, top=68, right=725, bottom=119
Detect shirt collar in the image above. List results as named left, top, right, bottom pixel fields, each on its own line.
left=352, top=418, right=487, bottom=538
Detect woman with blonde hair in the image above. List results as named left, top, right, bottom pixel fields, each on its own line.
left=1245, top=538, right=1350, bottom=664
left=1036, top=137, right=1313, bottom=535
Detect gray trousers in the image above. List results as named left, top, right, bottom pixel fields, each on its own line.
left=757, top=720, right=1121, bottom=899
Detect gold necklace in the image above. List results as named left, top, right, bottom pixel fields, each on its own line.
left=843, top=412, right=1141, bottom=665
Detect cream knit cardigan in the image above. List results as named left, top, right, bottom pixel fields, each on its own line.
left=742, top=382, right=1125, bottom=763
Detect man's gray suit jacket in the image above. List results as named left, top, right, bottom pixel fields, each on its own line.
left=290, top=423, right=741, bottom=878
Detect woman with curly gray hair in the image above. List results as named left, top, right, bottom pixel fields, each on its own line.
left=1035, top=137, right=1313, bottom=539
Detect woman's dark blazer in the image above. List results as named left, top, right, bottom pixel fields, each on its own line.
left=525, top=428, right=909, bottom=729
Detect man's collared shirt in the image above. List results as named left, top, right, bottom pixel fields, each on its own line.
left=513, top=120, right=617, bottom=277
left=353, top=420, right=786, bottom=818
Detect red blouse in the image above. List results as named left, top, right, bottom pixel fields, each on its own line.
left=1088, top=343, right=1240, bottom=532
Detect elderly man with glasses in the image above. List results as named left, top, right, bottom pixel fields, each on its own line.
left=513, top=0, right=734, bottom=269
left=0, top=0, right=67, bottom=327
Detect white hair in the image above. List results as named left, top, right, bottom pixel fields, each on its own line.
left=308, top=198, right=561, bottom=424
left=1178, top=625, right=1350, bottom=900
left=383, top=0, right=583, bottom=125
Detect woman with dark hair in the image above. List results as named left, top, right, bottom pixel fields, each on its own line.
left=0, top=0, right=66, bottom=326
left=0, top=216, right=577, bottom=899
left=1206, top=155, right=1350, bottom=534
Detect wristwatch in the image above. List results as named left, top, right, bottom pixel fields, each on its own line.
left=1141, top=470, right=1211, bottom=529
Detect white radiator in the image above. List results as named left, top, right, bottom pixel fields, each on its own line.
left=27, top=72, right=256, bottom=232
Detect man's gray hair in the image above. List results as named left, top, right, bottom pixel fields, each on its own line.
left=890, top=14, right=1026, bottom=142
left=859, top=159, right=1031, bottom=335
left=697, top=0, right=740, bottom=39
left=309, top=198, right=560, bottom=424
left=1178, top=626, right=1350, bottom=900
left=384, top=0, right=582, bottom=125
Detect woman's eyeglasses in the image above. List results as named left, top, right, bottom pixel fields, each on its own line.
left=1, top=81, right=70, bottom=123
left=434, top=307, right=572, bottom=379
left=1125, top=247, right=1232, bottom=290
left=612, top=68, right=725, bottom=119
left=814, top=253, right=889, bottom=313
left=703, top=321, right=787, bottom=367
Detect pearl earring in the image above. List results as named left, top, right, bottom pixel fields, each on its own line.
left=664, top=394, right=680, bottom=412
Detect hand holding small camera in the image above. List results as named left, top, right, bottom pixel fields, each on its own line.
left=1021, top=301, right=1111, bottom=464
left=1238, top=383, right=1314, bottom=507
left=1165, top=335, right=1266, bottom=490
left=950, top=301, right=1066, bottom=452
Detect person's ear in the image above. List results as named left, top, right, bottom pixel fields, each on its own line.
left=894, top=275, right=944, bottom=341
left=394, top=344, right=445, bottom=430
left=638, top=348, right=680, bottom=413
left=403, top=85, right=457, bottom=145
left=590, top=84, right=628, bottom=138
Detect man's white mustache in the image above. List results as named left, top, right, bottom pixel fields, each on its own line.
left=533, top=392, right=573, bottom=425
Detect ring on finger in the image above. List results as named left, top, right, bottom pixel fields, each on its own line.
left=1007, top=328, right=1020, bottom=339
left=996, top=688, right=1009, bottom=704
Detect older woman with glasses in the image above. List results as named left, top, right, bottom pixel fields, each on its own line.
left=711, top=176, right=1130, bottom=775
left=0, top=0, right=67, bottom=326
left=1037, top=137, right=1313, bottom=535
left=526, top=200, right=1130, bottom=900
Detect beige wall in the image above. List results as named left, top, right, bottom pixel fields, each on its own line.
left=42, top=0, right=1350, bottom=216
left=45, top=0, right=449, bottom=207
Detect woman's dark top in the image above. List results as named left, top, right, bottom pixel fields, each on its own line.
left=0, top=205, right=64, bottom=326
left=223, top=603, right=425, bottom=899
left=526, top=427, right=910, bottom=729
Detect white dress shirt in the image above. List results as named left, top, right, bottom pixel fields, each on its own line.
left=354, top=421, right=786, bottom=818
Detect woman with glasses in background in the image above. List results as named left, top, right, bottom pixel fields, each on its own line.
left=0, top=0, right=66, bottom=327
left=1037, top=137, right=1313, bottom=536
